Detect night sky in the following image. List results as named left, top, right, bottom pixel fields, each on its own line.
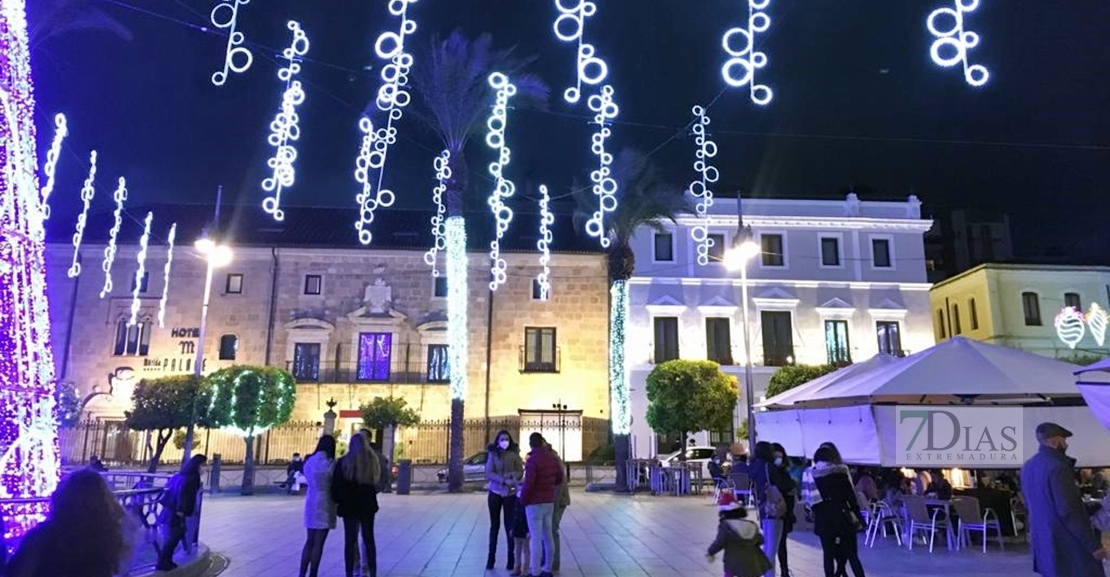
left=28, top=1, right=1110, bottom=257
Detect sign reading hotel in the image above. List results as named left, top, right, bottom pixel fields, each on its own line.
left=1054, top=303, right=1108, bottom=349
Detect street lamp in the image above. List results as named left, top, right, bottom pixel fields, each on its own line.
left=183, top=236, right=233, bottom=460
left=725, top=214, right=759, bottom=456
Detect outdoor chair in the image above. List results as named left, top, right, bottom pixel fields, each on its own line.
left=857, top=491, right=874, bottom=526
left=730, top=472, right=751, bottom=506
left=1009, top=495, right=1027, bottom=538
left=904, top=495, right=948, bottom=552
left=952, top=496, right=1004, bottom=553
left=711, top=474, right=735, bottom=502
left=865, top=500, right=903, bottom=547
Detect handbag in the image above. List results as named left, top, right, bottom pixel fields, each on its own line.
left=843, top=506, right=865, bottom=533
left=761, top=464, right=788, bottom=519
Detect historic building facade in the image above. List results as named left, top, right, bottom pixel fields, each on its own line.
left=625, top=194, right=937, bottom=458
left=45, top=208, right=609, bottom=461
left=929, top=263, right=1110, bottom=360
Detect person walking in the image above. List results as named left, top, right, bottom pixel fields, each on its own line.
left=299, top=435, right=337, bottom=577
left=1021, top=422, right=1107, bottom=577
left=549, top=443, right=571, bottom=574
left=811, top=446, right=865, bottom=577
left=156, top=454, right=206, bottom=572
left=486, top=429, right=524, bottom=570
left=771, top=443, right=797, bottom=577
left=332, top=433, right=381, bottom=577
left=521, top=433, right=563, bottom=577
left=6, top=469, right=132, bottom=577
left=750, top=441, right=788, bottom=577
left=706, top=490, right=772, bottom=577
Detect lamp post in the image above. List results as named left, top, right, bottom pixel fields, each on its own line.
left=724, top=201, right=760, bottom=455
left=183, top=236, right=233, bottom=460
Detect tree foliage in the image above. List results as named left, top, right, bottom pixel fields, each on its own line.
left=645, top=360, right=738, bottom=443
left=765, top=364, right=838, bottom=399
left=360, top=396, right=421, bottom=430
left=55, top=381, right=82, bottom=427
left=124, top=375, right=202, bottom=472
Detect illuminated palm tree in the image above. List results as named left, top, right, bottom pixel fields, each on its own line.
left=410, top=30, right=548, bottom=491
left=30, top=0, right=132, bottom=50
left=574, top=148, right=691, bottom=489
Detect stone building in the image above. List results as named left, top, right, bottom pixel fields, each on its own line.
left=46, top=206, right=609, bottom=461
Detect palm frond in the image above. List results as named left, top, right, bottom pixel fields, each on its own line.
left=30, top=0, right=132, bottom=50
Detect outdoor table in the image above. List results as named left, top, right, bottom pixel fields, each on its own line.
left=649, top=465, right=692, bottom=496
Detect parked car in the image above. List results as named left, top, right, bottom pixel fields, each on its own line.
left=436, top=451, right=488, bottom=483
left=662, top=446, right=717, bottom=481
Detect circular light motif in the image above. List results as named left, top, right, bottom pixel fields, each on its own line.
left=261, top=21, right=310, bottom=222
left=584, top=85, right=619, bottom=248
left=39, top=113, right=67, bottom=220
left=210, top=0, right=254, bottom=86
left=486, top=72, right=518, bottom=291
left=99, top=177, right=128, bottom=298
left=536, top=185, right=555, bottom=301
left=926, top=0, right=989, bottom=87
left=67, top=151, right=97, bottom=278
left=424, top=150, right=451, bottom=276
left=721, top=0, right=773, bottom=105
left=689, top=106, right=719, bottom=266
left=552, top=0, right=609, bottom=105
left=1054, top=307, right=1086, bottom=350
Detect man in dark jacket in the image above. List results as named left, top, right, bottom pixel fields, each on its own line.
left=1021, top=422, right=1107, bottom=577
left=521, top=433, right=563, bottom=577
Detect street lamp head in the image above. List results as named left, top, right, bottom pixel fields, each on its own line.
left=209, top=245, right=233, bottom=268
left=194, top=237, right=215, bottom=254
left=725, top=227, right=760, bottom=270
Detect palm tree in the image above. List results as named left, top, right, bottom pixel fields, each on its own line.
left=574, top=148, right=691, bottom=489
left=30, top=0, right=132, bottom=51
left=411, top=30, right=548, bottom=492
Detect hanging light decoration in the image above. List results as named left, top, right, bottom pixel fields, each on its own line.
left=39, top=113, right=66, bottom=219
left=99, top=177, right=128, bottom=298
left=721, top=0, right=773, bottom=104
left=552, top=0, right=609, bottom=105
left=261, top=21, right=309, bottom=222
left=210, top=0, right=253, bottom=86
left=354, top=0, right=418, bottom=245
left=158, top=224, right=177, bottom=328
left=66, top=150, right=97, bottom=278
left=485, top=72, right=517, bottom=291
left=423, top=150, right=451, bottom=277
left=129, top=212, right=153, bottom=326
left=536, top=185, right=554, bottom=301
left=584, top=85, right=619, bottom=248
left=689, top=105, right=719, bottom=266
left=926, top=0, right=989, bottom=87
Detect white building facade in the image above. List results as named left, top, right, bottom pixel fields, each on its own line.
left=626, top=194, right=937, bottom=458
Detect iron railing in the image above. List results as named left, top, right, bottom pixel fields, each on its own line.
left=518, top=346, right=561, bottom=373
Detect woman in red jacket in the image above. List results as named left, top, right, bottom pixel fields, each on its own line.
left=520, top=433, right=563, bottom=577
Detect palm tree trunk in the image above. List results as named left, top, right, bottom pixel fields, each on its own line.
left=610, top=278, right=632, bottom=490
left=242, top=435, right=255, bottom=495
left=445, top=149, right=469, bottom=492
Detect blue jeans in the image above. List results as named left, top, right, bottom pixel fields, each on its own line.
left=525, top=503, right=555, bottom=575
left=761, top=517, right=783, bottom=577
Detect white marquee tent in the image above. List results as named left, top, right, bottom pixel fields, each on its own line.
left=757, top=337, right=1110, bottom=467
left=1074, top=358, right=1110, bottom=433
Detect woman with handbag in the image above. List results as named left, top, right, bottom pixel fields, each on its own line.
left=811, top=446, right=866, bottom=577
left=750, top=441, right=789, bottom=577
left=771, top=443, right=798, bottom=577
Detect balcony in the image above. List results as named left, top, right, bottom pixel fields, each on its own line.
left=762, top=345, right=796, bottom=367
left=519, top=345, right=561, bottom=373
left=287, top=342, right=449, bottom=384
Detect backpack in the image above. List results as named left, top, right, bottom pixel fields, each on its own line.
left=760, top=464, right=787, bottom=519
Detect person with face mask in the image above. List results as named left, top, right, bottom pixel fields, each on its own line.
left=1021, top=422, right=1107, bottom=577
left=485, top=430, right=523, bottom=570
left=771, top=443, right=797, bottom=577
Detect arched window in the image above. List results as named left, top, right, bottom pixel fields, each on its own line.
left=1022, top=292, right=1042, bottom=326
left=218, top=334, right=238, bottom=361
left=113, top=317, right=151, bottom=356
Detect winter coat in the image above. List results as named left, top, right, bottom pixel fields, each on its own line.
left=331, top=463, right=380, bottom=519
left=302, top=452, right=337, bottom=529
left=751, top=458, right=796, bottom=528
left=485, top=443, right=524, bottom=497
left=707, top=518, right=772, bottom=577
left=811, top=461, right=863, bottom=539
left=521, top=445, right=564, bottom=506
left=1021, top=446, right=1103, bottom=577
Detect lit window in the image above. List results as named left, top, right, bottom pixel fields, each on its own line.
left=292, top=343, right=321, bottom=381
left=357, top=332, right=392, bottom=381
left=427, top=344, right=449, bottom=383
left=523, top=327, right=557, bottom=372
left=876, top=321, right=901, bottom=356
left=824, top=320, right=851, bottom=365
left=225, top=274, right=243, bottom=294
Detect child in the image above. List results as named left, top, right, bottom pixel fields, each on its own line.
left=510, top=484, right=530, bottom=576
left=707, top=490, right=772, bottom=577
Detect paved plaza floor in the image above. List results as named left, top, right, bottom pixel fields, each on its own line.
left=199, top=491, right=1058, bottom=577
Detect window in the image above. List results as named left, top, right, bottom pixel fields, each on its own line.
left=876, top=321, right=901, bottom=356
left=292, top=343, right=321, bottom=381
left=824, top=320, right=851, bottom=365
left=761, top=234, right=784, bottom=267
left=357, top=332, right=393, bottom=381
left=653, top=317, right=680, bottom=363
left=952, top=304, right=962, bottom=335
left=705, top=318, right=732, bottom=364
left=761, top=311, right=794, bottom=366
left=433, top=276, right=448, bottom=298
left=112, top=318, right=151, bottom=356
left=130, top=272, right=150, bottom=293
left=531, top=279, right=549, bottom=301
left=225, top=273, right=243, bottom=294
left=820, top=237, right=840, bottom=266
left=707, top=233, right=726, bottom=262
left=936, top=309, right=947, bottom=339
left=872, top=238, right=892, bottom=268
left=304, top=274, right=322, bottom=295
left=1022, top=292, right=1042, bottom=326
left=654, top=233, right=674, bottom=262
left=1065, top=292, right=1082, bottom=311
left=218, top=334, right=238, bottom=360
left=524, top=327, right=557, bottom=372
left=969, top=298, right=979, bottom=330
left=427, top=344, right=449, bottom=382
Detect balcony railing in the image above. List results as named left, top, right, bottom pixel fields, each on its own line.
left=286, top=341, right=449, bottom=384
left=762, top=345, right=796, bottom=367
left=518, top=346, right=561, bottom=373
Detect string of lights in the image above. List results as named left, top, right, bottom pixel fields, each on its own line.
left=486, top=72, right=518, bottom=291
left=584, top=85, right=619, bottom=248
left=260, top=21, right=309, bottom=222
left=423, top=150, right=450, bottom=277
left=209, top=0, right=253, bottom=86
left=67, top=150, right=98, bottom=278
left=129, top=212, right=153, bottom=326
left=926, top=0, right=989, bottom=87
left=552, top=0, right=609, bottom=105
left=39, top=113, right=67, bottom=220
left=158, top=223, right=177, bottom=327
left=721, top=0, right=773, bottom=104
left=99, top=177, right=128, bottom=298
left=689, top=106, right=719, bottom=266
left=536, top=185, right=554, bottom=301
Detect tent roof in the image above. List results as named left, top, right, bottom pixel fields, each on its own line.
left=764, top=337, right=1106, bottom=408
left=757, top=354, right=900, bottom=408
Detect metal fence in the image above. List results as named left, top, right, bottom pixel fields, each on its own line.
left=59, top=416, right=612, bottom=468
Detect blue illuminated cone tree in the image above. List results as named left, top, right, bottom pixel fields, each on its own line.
left=574, top=149, right=690, bottom=490
left=410, top=30, right=547, bottom=492
left=0, top=0, right=62, bottom=538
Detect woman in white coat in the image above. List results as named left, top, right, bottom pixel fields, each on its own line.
left=299, top=435, right=338, bottom=577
